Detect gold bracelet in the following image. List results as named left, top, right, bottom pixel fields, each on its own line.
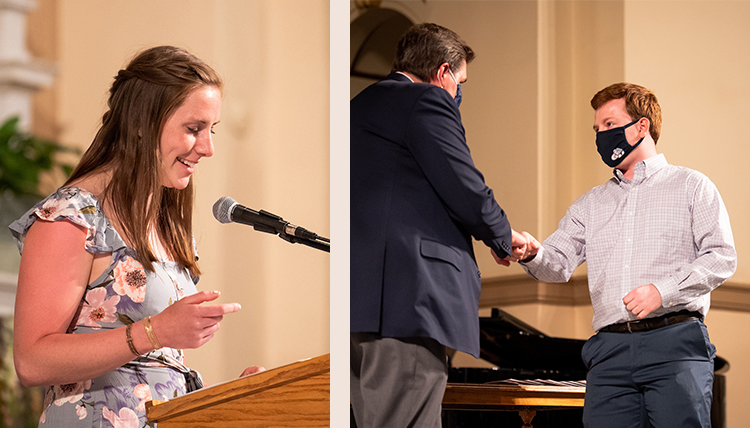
left=143, top=316, right=162, bottom=350
left=125, top=324, right=141, bottom=357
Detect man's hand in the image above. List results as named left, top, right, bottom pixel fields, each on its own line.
left=518, top=231, right=541, bottom=261
left=492, top=230, right=541, bottom=266
left=623, top=284, right=662, bottom=319
left=491, top=248, right=511, bottom=266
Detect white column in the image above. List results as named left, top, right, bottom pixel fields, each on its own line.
left=0, top=0, right=54, bottom=130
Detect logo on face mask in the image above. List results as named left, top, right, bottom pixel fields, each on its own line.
left=595, top=120, right=644, bottom=168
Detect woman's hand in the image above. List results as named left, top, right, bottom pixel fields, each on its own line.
left=240, top=366, right=266, bottom=377
left=150, top=290, right=241, bottom=349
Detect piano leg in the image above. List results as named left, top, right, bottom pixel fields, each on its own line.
left=519, top=409, right=536, bottom=428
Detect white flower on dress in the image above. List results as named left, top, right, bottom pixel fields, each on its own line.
left=53, top=379, right=91, bottom=406
left=36, top=198, right=78, bottom=221
left=78, top=288, right=120, bottom=329
left=102, top=406, right=139, bottom=428
left=112, top=256, right=147, bottom=303
left=172, top=278, right=185, bottom=299
left=75, top=404, right=87, bottom=420
left=134, top=384, right=152, bottom=411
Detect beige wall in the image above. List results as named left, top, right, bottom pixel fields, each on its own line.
left=30, top=0, right=330, bottom=385
left=358, top=1, right=750, bottom=426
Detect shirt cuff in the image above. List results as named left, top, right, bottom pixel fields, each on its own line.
left=652, top=276, right=680, bottom=309
left=520, top=246, right=545, bottom=268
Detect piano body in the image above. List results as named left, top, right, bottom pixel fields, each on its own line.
left=444, top=308, right=728, bottom=428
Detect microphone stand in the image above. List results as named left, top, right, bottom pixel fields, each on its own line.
left=277, top=231, right=330, bottom=253
left=250, top=210, right=330, bottom=253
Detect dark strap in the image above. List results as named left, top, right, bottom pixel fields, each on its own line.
left=600, top=310, right=702, bottom=333
left=184, top=369, right=204, bottom=392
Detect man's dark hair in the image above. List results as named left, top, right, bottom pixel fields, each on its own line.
left=392, top=23, right=474, bottom=82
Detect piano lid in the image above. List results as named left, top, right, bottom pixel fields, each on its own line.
left=476, top=308, right=588, bottom=374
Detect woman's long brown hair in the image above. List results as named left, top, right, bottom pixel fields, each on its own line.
left=65, top=46, right=223, bottom=276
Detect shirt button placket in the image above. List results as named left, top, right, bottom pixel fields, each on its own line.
left=623, top=188, right=637, bottom=284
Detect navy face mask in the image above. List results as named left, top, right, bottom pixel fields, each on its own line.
left=448, top=69, right=462, bottom=107
left=595, top=120, right=644, bottom=167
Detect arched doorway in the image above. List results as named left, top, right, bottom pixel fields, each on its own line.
left=350, top=7, right=413, bottom=98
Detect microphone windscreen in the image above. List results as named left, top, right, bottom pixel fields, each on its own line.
left=213, top=196, right=237, bottom=224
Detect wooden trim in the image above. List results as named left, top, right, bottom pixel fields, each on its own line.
left=711, top=284, right=750, bottom=312
left=443, top=383, right=585, bottom=410
left=479, top=275, right=590, bottom=307
left=480, top=275, right=750, bottom=313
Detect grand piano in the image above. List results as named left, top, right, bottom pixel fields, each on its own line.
left=443, top=308, right=728, bottom=428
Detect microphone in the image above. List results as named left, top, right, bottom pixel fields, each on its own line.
left=212, top=196, right=322, bottom=241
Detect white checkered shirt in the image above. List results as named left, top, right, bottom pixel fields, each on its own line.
left=521, top=154, right=737, bottom=332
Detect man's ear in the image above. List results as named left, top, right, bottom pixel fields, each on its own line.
left=431, top=62, right=451, bottom=86
left=638, top=117, right=651, bottom=137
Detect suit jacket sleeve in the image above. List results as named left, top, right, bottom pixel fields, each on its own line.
left=405, top=86, right=513, bottom=257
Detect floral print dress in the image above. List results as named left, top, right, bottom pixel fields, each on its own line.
left=9, top=187, right=200, bottom=427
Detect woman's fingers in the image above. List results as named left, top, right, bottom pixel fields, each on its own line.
left=153, top=292, right=241, bottom=349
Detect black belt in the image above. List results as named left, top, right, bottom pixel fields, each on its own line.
left=599, top=310, right=702, bottom=333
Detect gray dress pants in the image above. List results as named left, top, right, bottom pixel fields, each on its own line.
left=351, top=333, right=448, bottom=428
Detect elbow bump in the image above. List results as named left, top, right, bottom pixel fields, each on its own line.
left=14, top=358, right=45, bottom=388
left=17, top=376, right=40, bottom=388
left=15, top=365, right=38, bottom=388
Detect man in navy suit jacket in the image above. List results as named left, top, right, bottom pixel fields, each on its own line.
left=351, top=23, right=525, bottom=427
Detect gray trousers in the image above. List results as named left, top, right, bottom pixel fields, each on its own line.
left=350, top=333, right=448, bottom=428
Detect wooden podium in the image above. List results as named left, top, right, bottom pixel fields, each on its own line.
left=145, top=354, right=329, bottom=427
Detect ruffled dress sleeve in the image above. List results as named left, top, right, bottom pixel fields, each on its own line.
left=8, top=186, right=124, bottom=255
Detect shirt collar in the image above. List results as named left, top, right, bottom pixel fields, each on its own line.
left=395, top=71, right=415, bottom=83
left=613, top=153, right=668, bottom=184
